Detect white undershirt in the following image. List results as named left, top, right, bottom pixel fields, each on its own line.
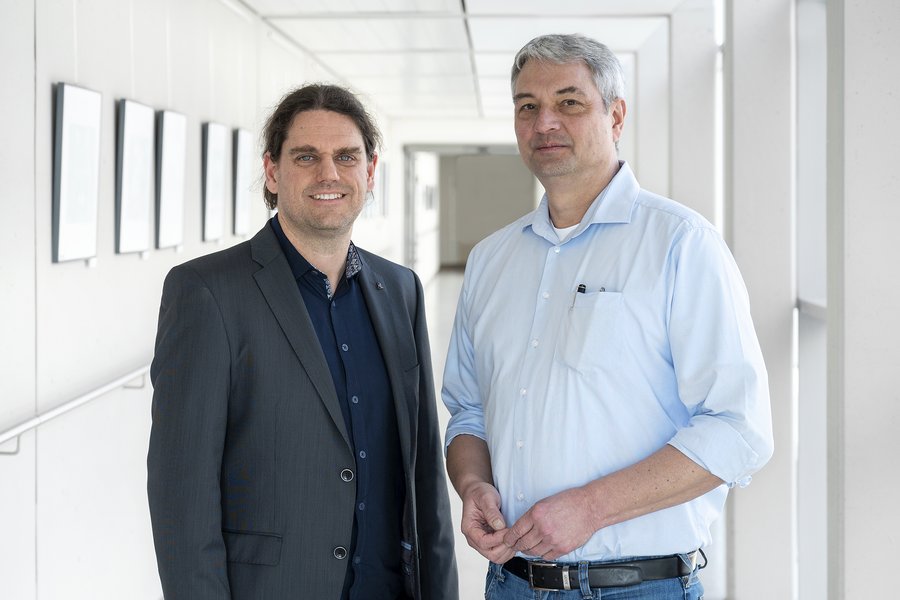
left=553, top=224, right=579, bottom=243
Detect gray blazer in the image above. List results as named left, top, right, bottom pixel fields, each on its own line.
left=147, top=225, right=458, bottom=599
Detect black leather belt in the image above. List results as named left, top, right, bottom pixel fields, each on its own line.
left=504, top=552, right=698, bottom=591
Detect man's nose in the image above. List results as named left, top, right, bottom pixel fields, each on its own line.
left=317, top=157, right=339, bottom=182
left=533, top=107, right=560, bottom=133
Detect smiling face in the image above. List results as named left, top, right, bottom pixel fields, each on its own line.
left=513, top=60, right=624, bottom=188
left=263, top=109, right=376, bottom=242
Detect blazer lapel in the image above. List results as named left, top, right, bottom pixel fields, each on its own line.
left=249, top=226, right=351, bottom=450
left=358, top=262, right=415, bottom=472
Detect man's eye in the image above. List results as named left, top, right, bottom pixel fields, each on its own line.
left=518, top=103, right=536, bottom=112
left=297, top=155, right=315, bottom=162
left=336, top=154, right=355, bottom=162
left=562, top=99, right=579, bottom=107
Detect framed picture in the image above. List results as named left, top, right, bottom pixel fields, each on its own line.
left=202, top=122, right=229, bottom=242
left=156, top=110, right=187, bottom=249
left=52, top=83, right=102, bottom=263
left=232, top=128, right=253, bottom=236
left=115, top=99, right=155, bottom=254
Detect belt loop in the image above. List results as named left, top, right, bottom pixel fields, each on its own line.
left=577, top=560, right=593, bottom=599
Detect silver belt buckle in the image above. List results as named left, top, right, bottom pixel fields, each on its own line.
left=527, top=560, right=573, bottom=591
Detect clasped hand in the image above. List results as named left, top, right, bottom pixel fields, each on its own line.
left=461, top=484, right=599, bottom=563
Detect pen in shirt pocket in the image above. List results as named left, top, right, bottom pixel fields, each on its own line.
left=571, top=283, right=607, bottom=307
left=572, top=283, right=587, bottom=307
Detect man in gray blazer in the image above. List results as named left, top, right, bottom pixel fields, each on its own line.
left=148, top=83, right=458, bottom=599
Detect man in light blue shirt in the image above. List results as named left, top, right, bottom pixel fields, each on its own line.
left=442, top=33, right=774, bottom=599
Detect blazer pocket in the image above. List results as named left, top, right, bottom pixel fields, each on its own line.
left=222, top=529, right=283, bottom=566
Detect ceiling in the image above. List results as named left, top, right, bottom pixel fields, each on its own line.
left=235, top=0, right=685, bottom=119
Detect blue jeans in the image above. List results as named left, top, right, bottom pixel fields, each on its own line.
left=484, top=555, right=704, bottom=600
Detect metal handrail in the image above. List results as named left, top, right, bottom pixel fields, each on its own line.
left=0, top=364, right=151, bottom=448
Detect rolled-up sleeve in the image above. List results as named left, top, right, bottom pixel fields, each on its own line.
left=441, top=279, right=488, bottom=451
left=666, top=226, right=774, bottom=486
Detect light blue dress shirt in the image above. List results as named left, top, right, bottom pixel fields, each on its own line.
left=442, top=162, right=773, bottom=561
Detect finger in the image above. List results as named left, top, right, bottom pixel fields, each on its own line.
left=483, top=509, right=507, bottom=532
left=527, top=541, right=554, bottom=560
left=503, top=516, right=534, bottom=547
left=508, top=525, right=543, bottom=552
left=542, top=548, right=565, bottom=561
left=515, top=532, right=545, bottom=555
left=487, top=545, right=517, bottom=564
left=473, top=495, right=507, bottom=531
left=467, top=527, right=508, bottom=554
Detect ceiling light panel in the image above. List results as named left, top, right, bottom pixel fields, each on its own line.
left=316, top=51, right=473, bottom=78
left=466, top=0, right=685, bottom=15
left=366, top=93, right=481, bottom=118
left=474, top=52, right=516, bottom=78
left=270, top=16, right=469, bottom=52
left=243, top=0, right=462, bottom=15
left=349, top=74, right=476, bottom=97
left=469, top=17, right=668, bottom=53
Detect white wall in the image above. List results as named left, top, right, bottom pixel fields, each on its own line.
left=0, top=0, right=365, bottom=597
left=633, top=21, right=670, bottom=196
left=725, top=1, right=796, bottom=598
left=670, top=0, right=718, bottom=224
left=827, top=2, right=900, bottom=598
left=439, top=154, right=535, bottom=267
left=0, top=1, right=38, bottom=598
left=408, top=151, right=441, bottom=283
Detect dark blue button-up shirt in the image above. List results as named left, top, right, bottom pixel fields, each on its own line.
left=271, top=217, right=405, bottom=600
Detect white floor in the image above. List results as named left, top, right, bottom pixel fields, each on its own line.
left=424, top=269, right=488, bottom=599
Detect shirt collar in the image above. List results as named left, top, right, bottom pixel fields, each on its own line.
left=269, top=215, right=362, bottom=282
left=526, top=160, right=639, bottom=244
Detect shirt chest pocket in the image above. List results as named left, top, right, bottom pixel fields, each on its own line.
left=557, top=291, right=625, bottom=372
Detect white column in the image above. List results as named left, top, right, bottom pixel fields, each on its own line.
left=632, top=22, right=670, bottom=196
left=0, top=0, right=37, bottom=598
left=827, top=2, right=900, bottom=598
left=670, top=0, right=717, bottom=223
left=724, top=0, right=796, bottom=598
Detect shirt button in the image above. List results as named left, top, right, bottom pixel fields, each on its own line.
left=359, top=450, right=367, bottom=459
left=341, top=343, right=349, bottom=351
left=554, top=247, right=560, bottom=254
left=542, top=291, right=550, bottom=299
left=531, top=339, right=539, bottom=347
left=516, top=440, right=524, bottom=448
left=353, top=556, right=361, bottom=565
left=520, top=388, right=527, bottom=397
left=358, top=502, right=366, bottom=511
left=340, top=469, right=354, bottom=482
left=516, top=493, right=525, bottom=501
left=351, top=395, right=359, bottom=404
left=333, top=546, right=348, bottom=560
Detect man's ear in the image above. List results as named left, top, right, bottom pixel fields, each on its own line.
left=610, top=98, right=627, bottom=142
left=263, top=152, right=278, bottom=193
left=366, top=153, right=379, bottom=192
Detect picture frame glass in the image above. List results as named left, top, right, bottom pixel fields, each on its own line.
left=233, top=128, right=254, bottom=236
left=53, top=83, right=102, bottom=262
left=203, top=122, right=228, bottom=242
left=157, top=110, right=187, bottom=249
left=116, top=99, right=155, bottom=254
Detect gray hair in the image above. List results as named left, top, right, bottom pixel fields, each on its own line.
left=511, top=33, right=626, bottom=110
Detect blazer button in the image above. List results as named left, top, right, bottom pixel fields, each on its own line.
left=333, top=546, right=348, bottom=560
left=340, top=469, right=354, bottom=482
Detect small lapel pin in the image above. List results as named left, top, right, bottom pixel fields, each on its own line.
left=375, top=281, right=385, bottom=290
